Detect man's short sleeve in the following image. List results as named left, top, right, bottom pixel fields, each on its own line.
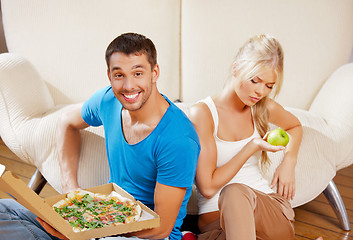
left=156, top=137, right=199, bottom=188
left=81, top=87, right=109, bottom=126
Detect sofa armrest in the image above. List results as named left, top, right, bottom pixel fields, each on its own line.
left=0, top=53, right=110, bottom=193
left=310, top=63, right=353, bottom=129
left=0, top=53, right=54, bottom=162
left=309, top=63, right=353, bottom=170
left=262, top=108, right=337, bottom=207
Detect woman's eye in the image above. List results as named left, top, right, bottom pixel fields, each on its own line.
left=250, top=79, right=257, bottom=84
left=266, top=83, right=275, bottom=89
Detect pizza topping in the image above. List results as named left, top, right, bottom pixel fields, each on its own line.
left=53, top=190, right=141, bottom=232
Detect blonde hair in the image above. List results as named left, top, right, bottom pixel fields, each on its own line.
left=232, top=34, right=284, bottom=166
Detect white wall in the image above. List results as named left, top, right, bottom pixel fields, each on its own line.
left=181, top=0, right=353, bottom=110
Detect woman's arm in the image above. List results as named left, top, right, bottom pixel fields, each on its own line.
left=189, top=103, right=284, bottom=198
left=267, top=99, right=303, bottom=200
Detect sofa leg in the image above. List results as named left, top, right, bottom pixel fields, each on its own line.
left=28, top=169, right=47, bottom=194
left=323, top=180, right=351, bottom=231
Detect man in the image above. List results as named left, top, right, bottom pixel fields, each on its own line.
left=0, top=33, right=200, bottom=240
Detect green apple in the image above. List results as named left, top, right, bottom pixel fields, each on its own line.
left=267, top=128, right=289, bottom=147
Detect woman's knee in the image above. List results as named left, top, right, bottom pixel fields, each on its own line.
left=219, top=183, right=256, bottom=209
left=220, top=183, right=253, bottom=200
left=259, top=221, right=294, bottom=240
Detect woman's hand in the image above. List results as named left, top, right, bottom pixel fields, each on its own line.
left=36, top=217, right=69, bottom=240
left=265, top=100, right=302, bottom=201
left=253, top=133, right=296, bottom=200
left=270, top=156, right=296, bottom=201
left=251, top=137, right=285, bottom=153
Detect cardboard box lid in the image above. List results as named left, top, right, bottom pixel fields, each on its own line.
left=0, top=164, right=160, bottom=240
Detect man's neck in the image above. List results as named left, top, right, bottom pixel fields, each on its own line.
left=121, top=90, right=169, bottom=144
left=127, top=90, right=169, bottom=124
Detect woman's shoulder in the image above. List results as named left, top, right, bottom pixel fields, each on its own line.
left=189, top=100, right=215, bottom=134
left=266, top=98, right=285, bottom=113
left=266, top=97, right=296, bottom=125
left=189, top=101, right=212, bottom=122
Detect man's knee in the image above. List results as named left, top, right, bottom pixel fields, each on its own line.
left=0, top=199, right=36, bottom=223
left=0, top=199, right=19, bottom=213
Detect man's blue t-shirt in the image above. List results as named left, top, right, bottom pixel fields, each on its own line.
left=81, top=86, right=200, bottom=240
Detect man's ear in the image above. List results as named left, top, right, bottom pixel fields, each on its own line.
left=107, top=68, right=112, bottom=83
left=152, top=64, right=160, bottom=83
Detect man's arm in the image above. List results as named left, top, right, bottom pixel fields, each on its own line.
left=126, top=182, right=186, bottom=239
left=56, top=103, right=89, bottom=193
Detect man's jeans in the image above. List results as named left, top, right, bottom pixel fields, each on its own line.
left=0, top=199, right=168, bottom=240
left=0, top=199, right=62, bottom=240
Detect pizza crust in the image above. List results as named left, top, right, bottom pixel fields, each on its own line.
left=53, top=189, right=142, bottom=232
left=67, top=189, right=94, bottom=201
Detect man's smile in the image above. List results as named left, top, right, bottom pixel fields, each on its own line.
left=122, top=92, right=140, bottom=101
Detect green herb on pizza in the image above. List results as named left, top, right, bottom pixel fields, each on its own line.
left=53, top=190, right=142, bottom=232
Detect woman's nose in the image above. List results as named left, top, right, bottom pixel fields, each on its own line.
left=255, top=84, right=265, bottom=96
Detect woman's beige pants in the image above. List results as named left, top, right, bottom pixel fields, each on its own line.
left=198, top=183, right=295, bottom=240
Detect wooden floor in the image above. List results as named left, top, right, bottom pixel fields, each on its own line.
left=1, top=138, right=353, bottom=239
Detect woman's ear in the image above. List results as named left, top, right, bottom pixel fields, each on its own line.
left=231, top=61, right=238, bottom=75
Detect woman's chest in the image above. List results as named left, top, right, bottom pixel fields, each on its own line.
left=217, top=109, right=254, bottom=141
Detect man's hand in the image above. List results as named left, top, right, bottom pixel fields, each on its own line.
left=36, top=217, right=69, bottom=240
left=125, top=183, right=186, bottom=239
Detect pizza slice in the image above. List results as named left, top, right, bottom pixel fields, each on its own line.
left=53, top=189, right=142, bottom=232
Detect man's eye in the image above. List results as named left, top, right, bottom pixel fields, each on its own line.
left=114, top=74, right=123, bottom=78
left=135, top=72, right=142, bottom=77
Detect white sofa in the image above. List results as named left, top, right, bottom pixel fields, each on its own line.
left=0, top=0, right=353, bottom=230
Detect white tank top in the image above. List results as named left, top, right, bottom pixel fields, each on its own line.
left=198, top=96, right=274, bottom=215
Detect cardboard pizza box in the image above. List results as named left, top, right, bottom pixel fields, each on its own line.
left=0, top=164, right=160, bottom=240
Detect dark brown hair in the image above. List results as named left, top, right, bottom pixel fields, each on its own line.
left=105, top=33, right=157, bottom=69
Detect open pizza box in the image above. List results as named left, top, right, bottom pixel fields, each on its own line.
left=0, top=164, right=160, bottom=240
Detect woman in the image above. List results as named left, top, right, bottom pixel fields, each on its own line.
left=189, top=34, right=302, bottom=240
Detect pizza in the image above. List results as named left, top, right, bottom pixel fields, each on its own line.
left=53, top=190, right=142, bottom=232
